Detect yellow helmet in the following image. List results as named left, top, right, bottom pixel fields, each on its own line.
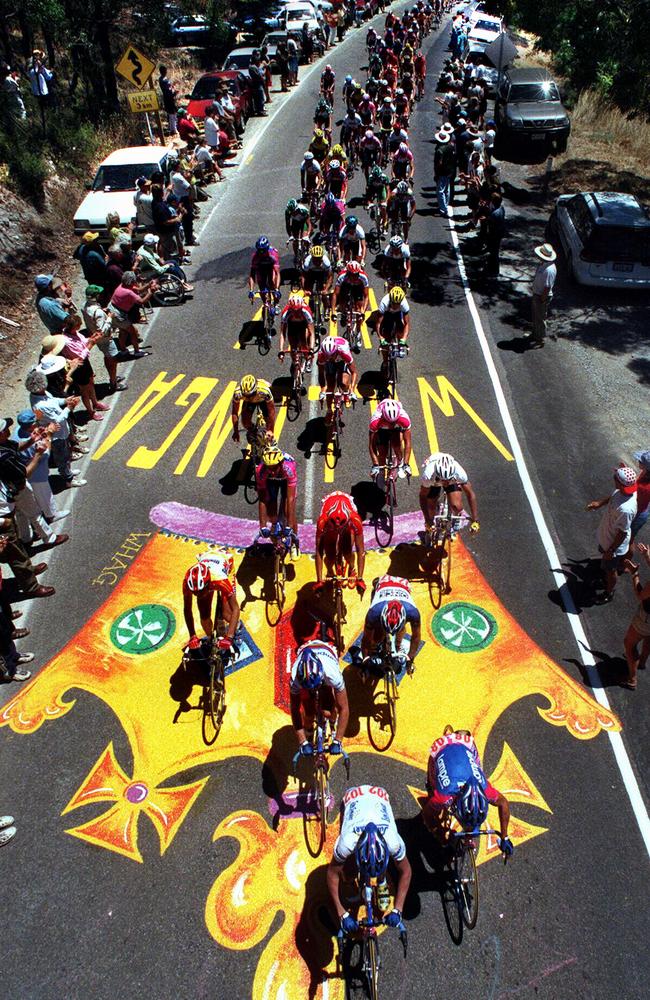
left=311, top=243, right=324, bottom=259
left=389, top=286, right=406, bottom=305
left=331, top=144, right=345, bottom=159
left=240, top=374, right=257, bottom=395
left=313, top=128, right=324, bottom=140
left=262, top=447, right=284, bottom=467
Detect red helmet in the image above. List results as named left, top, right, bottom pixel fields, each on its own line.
left=322, top=492, right=354, bottom=529
left=381, top=600, right=406, bottom=635
left=346, top=261, right=363, bottom=275
left=186, top=562, right=211, bottom=593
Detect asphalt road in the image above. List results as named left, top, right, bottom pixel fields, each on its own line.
left=1, top=6, right=649, bottom=1000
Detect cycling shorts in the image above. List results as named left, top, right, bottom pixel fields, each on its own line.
left=322, top=359, right=350, bottom=379
left=241, top=400, right=272, bottom=422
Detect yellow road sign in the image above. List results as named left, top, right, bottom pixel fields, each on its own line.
left=127, top=90, right=160, bottom=114
left=116, top=44, right=156, bottom=91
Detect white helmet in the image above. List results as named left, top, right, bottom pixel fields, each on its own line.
left=430, top=452, right=455, bottom=479
left=378, top=399, right=402, bottom=423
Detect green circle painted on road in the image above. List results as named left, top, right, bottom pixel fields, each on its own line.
left=110, top=604, right=176, bottom=655
left=431, top=602, right=498, bottom=653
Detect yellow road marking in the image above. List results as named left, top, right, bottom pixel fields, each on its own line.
left=234, top=305, right=265, bottom=349
left=418, top=376, right=514, bottom=462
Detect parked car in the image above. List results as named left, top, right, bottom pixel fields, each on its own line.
left=221, top=47, right=257, bottom=71
left=169, top=14, right=210, bottom=46
left=468, top=14, right=503, bottom=45
left=185, top=70, right=254, bottom=126
left=283, top=2, right=321, bottom=35
left=261, top=30, right=304, bottom=70
left=549, top=191, right=650, bottom=289
left=495, top=67, right=570, bottom=154
left=73, top=147, right=173, bottom=240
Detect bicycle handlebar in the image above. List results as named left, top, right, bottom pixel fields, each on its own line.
left=292, top=744, right=351, bottom=776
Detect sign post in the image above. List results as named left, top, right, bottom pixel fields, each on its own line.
left=116, top=44, right=166, bottom=144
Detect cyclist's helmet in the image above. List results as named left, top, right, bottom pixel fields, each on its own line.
left=431, top=452, right=455, bottom=480
left=362, top=95, right=371, bottom=104
left=345, top=215, right=358, bottom=230
left=389, top=235, right=404, bottom=249
left=381, top=599, right=406, bottom=635
left=262, top=447, right=284, bottom=467
left=398, top=142, right=409, bottom=154
left=346, top=261, right=363, bottom=275
left=370, top=164, right=383, bottom=179
left=186, top=562, right=211, bottom=593
left=329, top=158, right=341, bottom=170
left=377, top=398, right=402, bottom=423
left=389, top=286, right=406, bottom=305
left=354, top=81, right=362, bottom=90
left=240, top=374, right=257, bottom=396
left=365, top=129, right=374, bottom=139
left=287, top=198, right=297, bottom=212
left=355, top=822, right=389, bottom=879
left=320, top=336, right=338, bottom=356
left=396, top=87, right=405, bottom=96
left=304, top=151, right=314, bottom=161
left=453, top=778, right=489, bottom=831
left=396, top=180, right=409, bottom=194
left=345, top=74, right=352, bottom=83
left=255, top=236, right=270, bottom=252
left=313, top=128, right=324, bottom=140
left=295, top=646, right=324, bottom=690
left=287, top=294, right=304, bottom=309
left=383, top=95, right=392, bottom=104
left=325, top=64, right=333, bottom=72
left=311, top=243, right=324, bottom=259
left=325, top=192, right=337, bottom=206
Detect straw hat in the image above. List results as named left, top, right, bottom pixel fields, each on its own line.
left=534, top=243, right=557, bottom=262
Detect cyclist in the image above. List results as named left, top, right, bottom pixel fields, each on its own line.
left=285, top=197, right=312, bottom=259
left=359, top=129, right=382, bottom=182
left=324, top=158, right=348, bottom=201
left=381, top=234, right=411, bottom=289
left=279, top=294, right=315, bottom=373
left=369, top=398, right=413, bottom=479
left=340, top=107, right=363, bottom=161
left=231, top=374, right=276, bottom=444
left=419, top=452, right=480, bottom=533
left=327, top=786, right=412, bottom=935
left=329, top=142, right=349, bottom=173
left=332, top=261, right=370, bottom=349
left=320, top=64, right=336, bottom=103
left=183, top=550, right=240, bottom=656
left=291, top=640, right=350, bottom=757
left=309, top=127, right=331, bottom=163
left=317, top=335, right=359, bottom=419
left=256, top=446, right=299, bottom=553
left=358, top=575, right=421, bottom=673
left=387, top=181, right=416, bottom=241
left=377, top=94, right=396, bottom=135
left=314, top=491, right=366, bottom=595
left=400, top=71, right=415, bottom=104
left=338, top=215, right=367, bottom=265
left=348, top=81, right=364, bottom=115
left=392, top=141, right=415, bottom=183
left=300, top=151, right=323, bottom=199
left=319, top=191, right=346, bottom=238
left=422, top=728, right=514, bottom=856
left=301, top=243, right=334, bottom=317
left=365, top=164, right=390, bottom=231
left=414, top=49, right=426, bottom=98
left=394, top=88, right=411, bottom=125
left=387, top=121, right=409, bottom=156
left=342, top=73, right=355, bottom=107
left=248, top=236, right=281, bottom=301
left=313, top=97, right=333, bottom=137
left=376, top=285, right=410, bottom=369
left=358, top=94, right=377, bottom=128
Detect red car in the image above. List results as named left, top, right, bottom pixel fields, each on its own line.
left=185, top=70, right=253, bottom=127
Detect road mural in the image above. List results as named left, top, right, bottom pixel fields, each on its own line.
left=0, top=501, right=619, bottom=999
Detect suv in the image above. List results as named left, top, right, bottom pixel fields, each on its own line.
left=495, top=68, right=570, bottom=154
left=549, top=191, right=650, bottom=289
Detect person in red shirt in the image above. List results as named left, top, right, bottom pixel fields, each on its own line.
left=183, top=550, right=240, bottom=655
left=314, top=491, right=366, bottom=595
left=177, top=107, right=201, bottom=144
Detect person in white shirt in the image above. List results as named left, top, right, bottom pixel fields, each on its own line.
left=530, top=243, right=557, bottom=346
left=587, top=466, right=638, bottom=602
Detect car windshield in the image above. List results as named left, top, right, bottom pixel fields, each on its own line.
left=191, top=77, right=236, bottom=99
left=588, top=227, right=650, bottom=263
left=287, top=9, right=313, bottom=19
left=92, top=163, right=159, bottom=192
left=225, top=53, right=252, bottom=68
left=510, top=82, right=561, bottom=102
left=473, top=19, right=500, bottom=32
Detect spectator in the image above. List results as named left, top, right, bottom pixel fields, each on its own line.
left=151, top=186, right=185, bottom=260
left=587, top=466, right=638, bottom=603
left=337, top=6, right=346, bottom=42
left=484, top=192, right=506, bottom=277
left=105, top=213, right=135, bottom=255
left=42, top=320, right=107, bottom=422
left=13, top=409, right=67, bottom=522
left=325, top=8, right=337, bottom=46
left=248, top=54, right=268, bottom=117
left=10, top=415, right=68, bottom=549
left=433, top=130, right=454, bottom=217
left=529, top=243, right=557, bottom=347
left=28, top=49, right=53, bottom=105
left=631, top=451, right=650, bottom=541
left=135, top=234, right=193, bottom=292
left=0, top=580, right=34, bottom=682
left=275, top=41, right=290, bottom=92
left=34, top=274, right=71, bottom=333
left=204, top=108, right=221, bottom=151
left=74, top=232, right=107, bottom=286
left=624, top=542, right=650, bottom=689
left=158, top=65, right=178, bottom=135
left=26, top=361, right=86, bottom=488
left=134, top=176, right=155, bottom=234
left=170, top=157, right=197, bottom=247
left=177, top=106, right=201, bottom=144
left=192, top=137, right=222, bottom=183
left=216, top=83, right=243, bottom=142
left=82, top=285, right=127, bottom=393
left=0, top=813, right=17, bottom=845
left=302, top=22, right=314, bottom=63
left=109, top=271, right=157, bottom=354
left=287, top=34, right=300, bottom=85
left=3, top=67, right=26, bottom=120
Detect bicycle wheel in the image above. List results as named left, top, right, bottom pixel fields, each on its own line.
left=316, top=764, right=329, bottom=849
left=265, top=548, right=285, bottom=628
left=443, top=531, right=453, bottom=594
left=258, top=309, right=272, bottom=355
left=287, top=373, right=303, bottom=421
left=386, top=355, right=397, bottom=398
left=455, top=840, right=479, bottom=929
left=333, top=585, right=345, bottom=654
left=367, top=669, right=396, bottom=752
left=365, top=935, right=380, bottom=1000
left=243, top=458, right=258, bottom=505
left=202, top=651, right=226, bottom=745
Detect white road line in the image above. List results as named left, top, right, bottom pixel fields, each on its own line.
left=447, top=205, right=650, bottom=856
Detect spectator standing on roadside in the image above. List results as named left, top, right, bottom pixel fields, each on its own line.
left=13, top=409, right=67, bottom=521
left=248, top=54, right=268, bottom=117
left=10, top=415, right=68, bottom=550
left=484, top=192, right=505, bottom=277
left=82, top=285, right=127, bottom=394
left=302, top=22, right=314, bottom=63
left=631, top=451, right=650, bottom=541
left=587, top=466, right=638, bottom=603
left=26, top=361, right=86, bottom=488
left=624, top=542, right=650, bottom=690
left=529, top=243, right=557, bottom=347
left=28, top=50, right=53, bottom=108
left=170, top=157, right=196, bottom=247
left=134, top=177, right=155, bottom=234
left=0, top=573, right=34, bottom=682
left=75, top=232, right=107, bottom=286
left=337, top=6, right=346, bottom=43
left=287, top=35, right=299, bottom=86
left=151, top=186, right=185, bottom=260
left=3, top=67, right=26, bottom=120
left=159, top=66, right=178, bottom=135
left=433, top=130, right=454, bottom=217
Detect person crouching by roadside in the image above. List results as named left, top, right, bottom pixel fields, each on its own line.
left=108, top=271, right=158, bottom=356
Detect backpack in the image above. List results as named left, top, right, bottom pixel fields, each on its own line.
left=0, top=444, right=27, bottom=497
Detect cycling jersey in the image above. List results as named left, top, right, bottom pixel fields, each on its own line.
left=378, top=106, right=395, bottom=130
left=255, top=453, right=298, bottom=494
left=281, top=302, right=313, bottom=326
left=427, top=732, right=499, bottom=808
left=339, top=223, right=366, bottom=245
left=367, top=573, right=420, bottom=629
left=286, top=205, right=310, bottom=230
left=333, top=785, right=406, bottom=864
left=317, top=337, right=353, bottom=367
left=182, top=551, right=235, bottom=599
left=367, top=178, right=389, bottom=201
left=335, top=270, right=369, bottom=289
left=378, top=294, right=410, bottom=316
left=290, top=640, right=344, bottom=694
left=233, top=378, right=273, bottom=404
left=310, top=138, right=330, bottom=159
left=303, top=252, right=332, bottom=272
left=383, top=244, right=411, bottom=262
left=250, top=248, right=280, bottom=281
left=317, top=490, right=363, bottom=537
left=421, top=454, right=468, bottom=487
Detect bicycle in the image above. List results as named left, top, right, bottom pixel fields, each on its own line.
left=252, top=289, right=277, bottom=355
left=368, top=198, right=387, bottom=247
left=287, top=235, right=311, bottom=271
left=316, top=573, right=355, bottom=656
left=324, top=229, right=341, bottom=271
left=242, top=409, right=274, bottom=505
left=184, top=631, right=228, bottom=746
left=337, top=873, right=407, bottom=1000
left=292, top=687, right=350, bottom=857
left=321, top=388, right=354, bottom=472
left=372, top=440, right=407, bottom=547
left=365, top=635, right=413, bottom=753
left=341, top=301, right=364, bottom=354
left=304, top=187, right=321, bottom=223
left=307, top=285, right=328, bottom=348
left=255, top=517, right=293, bottom=626
left=424, top=497, right=470, bottom=608
left=380, top=340, right=409, bottom=399
left=281, top=348, right=314, bottom=422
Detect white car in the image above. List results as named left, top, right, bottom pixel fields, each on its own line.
left=283, top=3, right=321, bottom=34
left=468, top=14, right=503, bottom=45
left=73, top=146, right=173, bottom=240
left=169, top=14, right=210, bottom=45
left=550, top=191, right=650, bottom=289
left=221, top=47, right=257, bottom=71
